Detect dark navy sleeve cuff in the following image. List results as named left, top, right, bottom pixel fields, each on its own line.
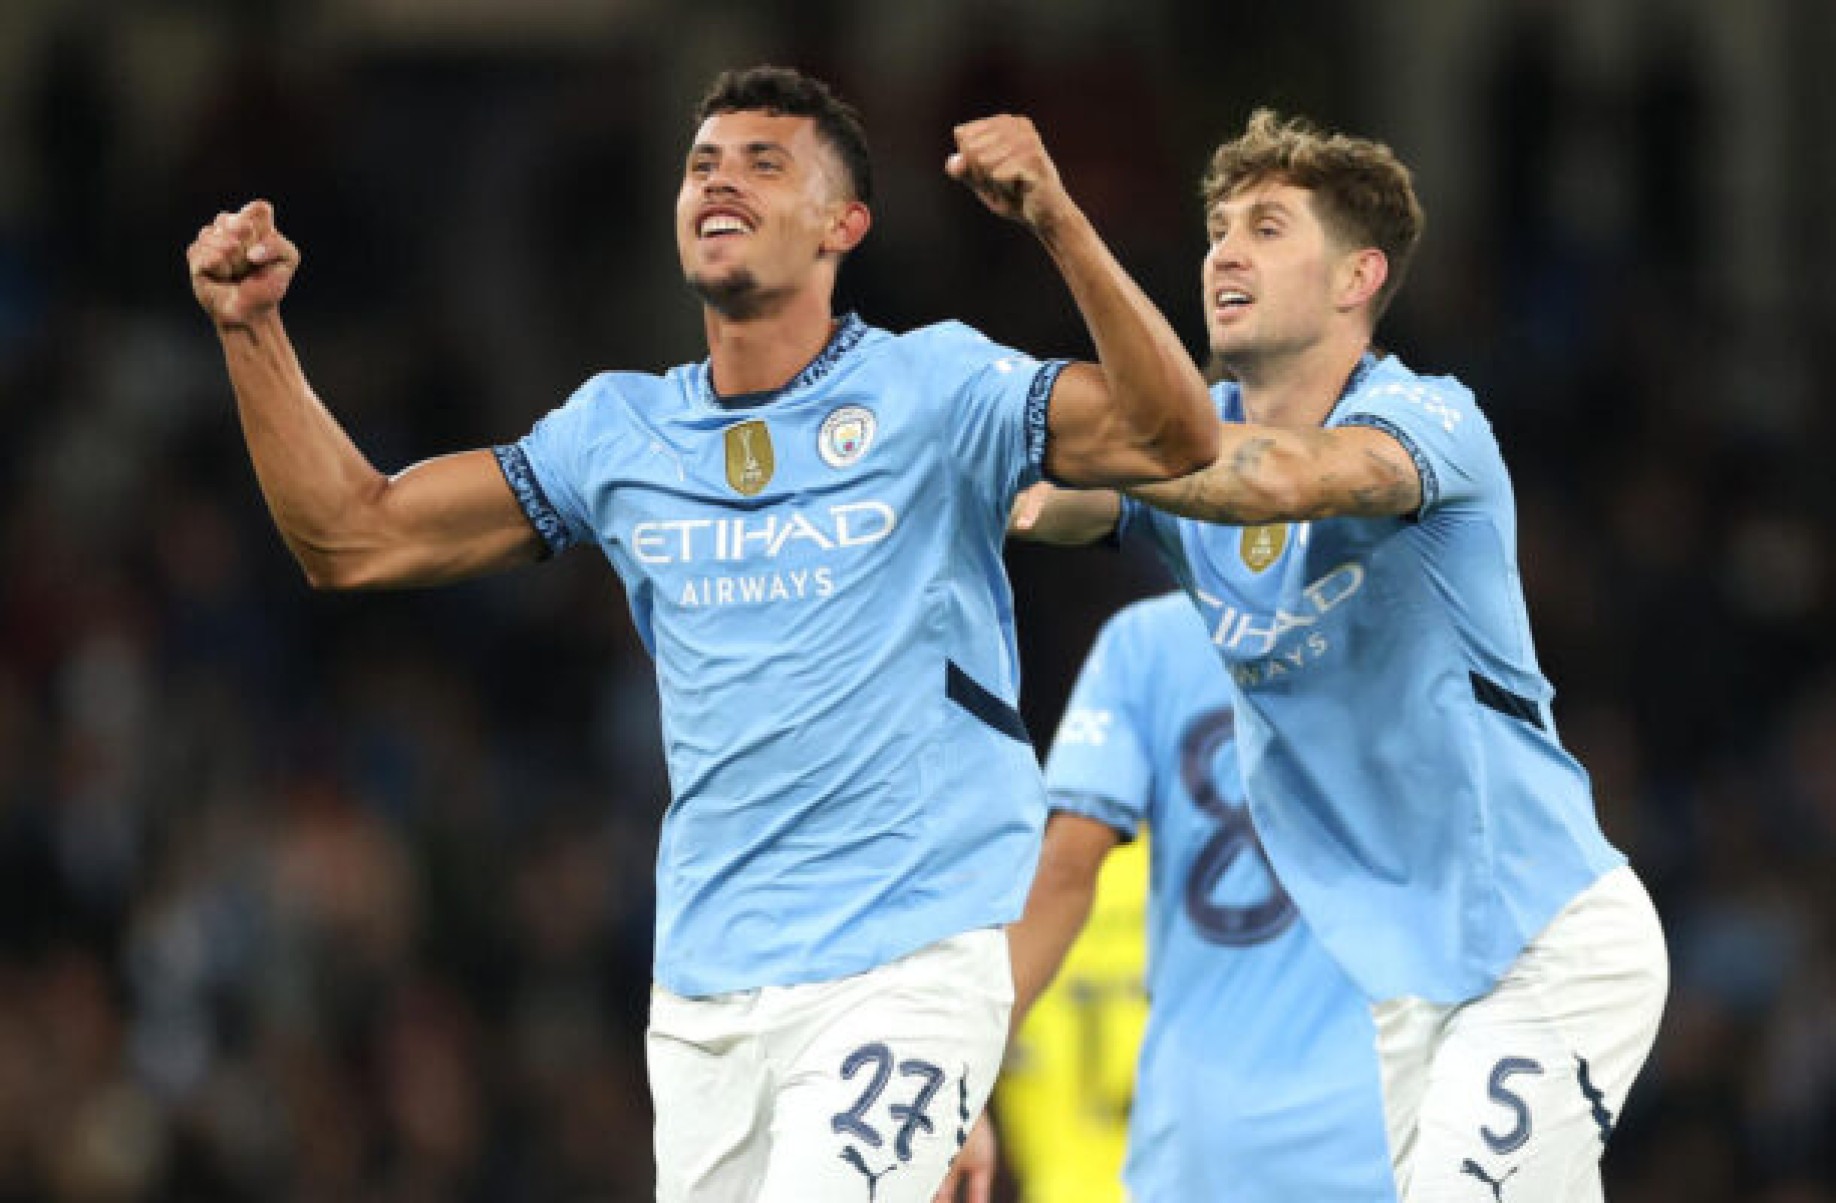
left=1339, top=413, right=1440, bottom=515
left=1047, top=790, right=1142, bottom=843
left=1024, top=358, right=1071, bottom=479
left=492, top=443, right=577, bottom=558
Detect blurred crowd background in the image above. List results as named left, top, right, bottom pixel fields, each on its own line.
left=0, top=0, right=1832, bottom=1199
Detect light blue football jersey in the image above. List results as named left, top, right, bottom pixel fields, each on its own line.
left=498, top=315, right=1065, bottom=996
left=1046, top=593, right=1394, bottom=1203
left=1121, top=355, right=1624, bottom=1003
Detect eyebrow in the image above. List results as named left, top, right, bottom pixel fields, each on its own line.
left=690, top=140, right=794, bottom=159
left=1211, top=198, right=1293, bottom=225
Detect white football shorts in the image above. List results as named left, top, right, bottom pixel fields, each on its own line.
left=648, top=926, right=1013, bottom=1202
left=1372, top=865, right=1669, bottom=1202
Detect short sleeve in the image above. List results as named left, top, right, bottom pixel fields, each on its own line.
left=1335, top=371, right=1495, bottom=516
left=914, top=322, right=1068, bottom=507
left=1043, top=614, right=1153, bottom=842
left=493, top=376, right=609, bottom=556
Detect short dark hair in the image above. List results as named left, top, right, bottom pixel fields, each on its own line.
left=1203, top=109, right=1424, bottom=321
left=695, top=66, right=873, bottom=205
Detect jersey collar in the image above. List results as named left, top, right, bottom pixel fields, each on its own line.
left=1219, top=349, right=1381, bottom=425
left=1321, top=349, right=1382, bottom=426
left=701, top=312, right=869, bottom=410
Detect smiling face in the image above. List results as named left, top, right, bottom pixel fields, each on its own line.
left=1201, top=178, right=1362, bottom=366
left=676, top=109, right=866, bottom=319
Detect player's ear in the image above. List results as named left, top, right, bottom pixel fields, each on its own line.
left=1335, top=247, right=1388, bottom=315
left=823, top=200, right=872, bottom=255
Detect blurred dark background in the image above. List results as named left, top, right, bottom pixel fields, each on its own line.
left=0, top=0, right=1832, bottom=1199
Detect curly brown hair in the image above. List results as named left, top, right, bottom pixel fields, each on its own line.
left=1202, top=109, right=1424, bottom=320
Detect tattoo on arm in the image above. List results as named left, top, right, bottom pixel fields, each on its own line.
left=1345, top=446, right=1420, bottom=515
left=1145, top=436, right=1274, bottom=518
left=1229, top=436, right=1276, bottom=478
left=1133, top=429, right=1420, bottom=522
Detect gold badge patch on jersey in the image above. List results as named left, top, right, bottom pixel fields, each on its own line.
left=724, top=420, right=774, bottom=495
left=1239, top=523, right=1288, bottom=572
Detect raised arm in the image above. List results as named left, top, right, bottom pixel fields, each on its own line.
left=948, top=118, right=1218, bottom=487
left=188, top=201, right=543, bottom=590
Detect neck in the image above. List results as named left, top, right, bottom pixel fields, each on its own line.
left=702, top=289, right=838, bottom=398
left=1226, top=331, right=1373, bottom=427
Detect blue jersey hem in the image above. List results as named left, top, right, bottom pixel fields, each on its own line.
left=654, top=909, right=1024, bottom=998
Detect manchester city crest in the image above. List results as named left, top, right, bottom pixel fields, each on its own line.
left=818, top=405, right=877, bottom=469
left=1239, top=523, right=1288, bottom=573
left=724, top=419, right=774, bottom=495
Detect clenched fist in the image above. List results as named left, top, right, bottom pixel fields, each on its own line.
left=946, top=115, right=1072, bottom=232
left=186, top=200, right=300, bottom=328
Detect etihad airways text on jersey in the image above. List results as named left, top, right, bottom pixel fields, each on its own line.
left=631, top=501, right=898, bottom=565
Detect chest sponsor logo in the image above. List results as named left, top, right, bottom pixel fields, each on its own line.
left=725, top=420, right=774, bottom=495
left=632, top=500, right=899, bottom=611
left=1199, top=559, right=1367, bottom=686
left=818, top=405, right=877, bottom=469
left=632, top=501, right=896, bottom=565
left=1203, top=561, right=1363, bottom=656
left=1238, top=523, right=1287, bottom=573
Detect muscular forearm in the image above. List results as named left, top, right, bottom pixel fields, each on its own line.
left=1124, top=426, right=1308, bottom=524
left=1033, top=203, right=1218, bottom=478
left=217, top=313, right=392, bottom=585
left=1126, top=423, right=1419, bottom=524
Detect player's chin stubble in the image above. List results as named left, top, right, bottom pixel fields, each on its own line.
left=687, top=268, right=767, bottom=319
